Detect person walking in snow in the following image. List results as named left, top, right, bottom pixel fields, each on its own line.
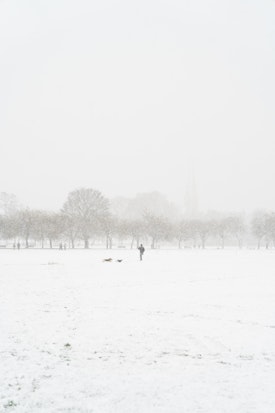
left=138, top=244, right=145, bottom=261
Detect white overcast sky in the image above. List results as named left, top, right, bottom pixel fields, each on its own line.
left=0, top=0, right=274, bottom=212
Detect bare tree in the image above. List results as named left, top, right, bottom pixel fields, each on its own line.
left=100, top=214, right=117, bottom=249
left=254, top=212, right=275, bottom=249
left=61, top=214, right=79, bottom=249
left=196, top=220, right=215, bottom=249
left=17, top=209, right=37, bottom=248
left=174, top=219, right=194, bottom=249
left=44, top=212, right=64, bottom=248
left=32, top=210, right=48, bottom=248
left=127, top=219, right=145, bottom=249
left=226, top=215, right=246, bottom=249
left=266, top=213, right=275, bottom=247
left=62, top=188, right=109, bottom=249
left=143, top=213, right=170, bottom=249
left=251, top=211, right=269, bottom=249
left=115, top=219, right=130, bottom=247
left=214, top=217, right=241, bottom=249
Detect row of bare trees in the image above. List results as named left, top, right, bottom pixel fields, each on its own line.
left=0, top=188, right=275, bottom=249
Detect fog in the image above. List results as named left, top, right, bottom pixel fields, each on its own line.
left=0, top=0, right=274, bottom=212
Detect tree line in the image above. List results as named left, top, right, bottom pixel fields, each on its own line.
left=0, top=188, right=275, bottom=249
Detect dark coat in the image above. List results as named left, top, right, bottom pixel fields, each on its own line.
left=138, top=245, right=145, bottom=254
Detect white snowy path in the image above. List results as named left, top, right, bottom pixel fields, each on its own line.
left=0, top=249, right=275, bottom=413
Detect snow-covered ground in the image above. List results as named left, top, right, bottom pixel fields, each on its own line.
left=0, top=248, right=274, bottom=413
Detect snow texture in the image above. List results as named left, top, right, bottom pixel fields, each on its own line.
left=0, top=249, right=275, bottom=413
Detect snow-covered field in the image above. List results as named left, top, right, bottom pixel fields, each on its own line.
left=0, top=249, right=274, bottom=413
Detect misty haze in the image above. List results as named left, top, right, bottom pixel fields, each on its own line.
left=0, top=1, right=274, bottom=413
left=0, top=0, right=274, bottom=212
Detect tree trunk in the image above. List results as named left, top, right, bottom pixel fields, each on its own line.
left=49, top=239, right=53, bottom=249
left=178, top=239, right=182, bottom=249
left=84, top=239, right=89, bottom=249
left=106, top=236, right=112, bottom=249
left=25, top=237, right=29, bottom=248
